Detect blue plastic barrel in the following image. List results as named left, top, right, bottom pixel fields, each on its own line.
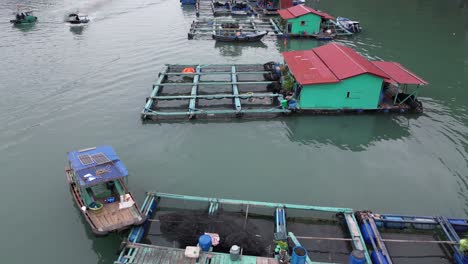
left=198, top=235, right=212, bottom=252
left=291, top=246, right=307, bottom=264
left=349, top=250, right=366, bottom=264
left=360, top=223, right=375, bottom=244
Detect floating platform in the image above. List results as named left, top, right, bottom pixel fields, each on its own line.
left=188, top=17, right=281, bottom=39
left=116, top=192, right=468, bottom=264
left=357, top=211, right=468, bottom=264
left=116, top=192, right=371, bottom=264
left=141, top=64, right=290, bottom=120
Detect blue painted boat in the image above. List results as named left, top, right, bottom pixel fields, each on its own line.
left=65, top=146, right=146, bottom=235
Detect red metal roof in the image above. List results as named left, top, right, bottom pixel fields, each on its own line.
left=282, top=49, right=340, bottom=85
left=313, top=43, right=389, bottom=80
left=371, top=61, right=428, bottom=85
left=282, top=43, right=391, bottom=85
left=278, top=5, right=334, bottom=20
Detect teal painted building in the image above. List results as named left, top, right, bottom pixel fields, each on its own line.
left=278, top=5, right=334, bottom=35
left=282, top=43, right=428, bottom=111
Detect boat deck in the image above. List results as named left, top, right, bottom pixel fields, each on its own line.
left=141, top=64, right=290, bottom=120
left=89, top=202, right=143, bottom=232
left=117, top=243, right=279, bottom=264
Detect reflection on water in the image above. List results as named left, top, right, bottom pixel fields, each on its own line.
left=69, top=24, right=86, bottom=35
left=214, top=41, right=267, bottom=57
left=278, top=38, right=322, bottom=52
left=12, top=23, right=36, bottom=33
left=284, top=115, right=412, bottom=152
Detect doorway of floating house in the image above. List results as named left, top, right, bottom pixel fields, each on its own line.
left=287, top=23, right=292, bottom=33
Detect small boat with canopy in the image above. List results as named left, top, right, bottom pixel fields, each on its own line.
left=10, top=8, right=37, bottom=25
left=67, top=13, right=90, bottom=24
left=212, top=22, right=268, bottom=41
left=65, top=146, right=145, bottom=235
left=337, top=17, right=362, bottom=33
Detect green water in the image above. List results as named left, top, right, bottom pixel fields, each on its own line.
left=0, top=0, right=467, bottom=263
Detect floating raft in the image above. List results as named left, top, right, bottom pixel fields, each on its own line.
left=188, top=17, right=281, bottom=39
left=116, top=193, right=468, bottom=264
left=142, top=64, right=290, bottom=120
left=116, top=192, right=371, bottom=264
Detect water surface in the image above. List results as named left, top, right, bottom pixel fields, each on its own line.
left=0, top=0, right=467, bottom=263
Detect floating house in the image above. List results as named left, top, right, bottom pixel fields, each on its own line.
left=278, top=5, right=334, bottom=36
left=115, top=192, right=468, bottom=264
left=282, top=43, right=428, bottom=112
left=141, top=44, right=427, bottom=120
left=65, top=146, right=145, bottom=235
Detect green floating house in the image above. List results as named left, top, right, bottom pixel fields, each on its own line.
left=282, top=43, right=428, bottom=112
left=278, top=5, right=334, bottom=36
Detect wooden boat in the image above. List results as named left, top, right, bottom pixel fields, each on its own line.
left=67, top=13, right=90, bottom=24
left=10, top=10, right=37, bottom=25
left=65, top=146, right=145, bottom=235
left=212, top=30, right=268, bottom=42
left=337, top=17, right=362, bottom=33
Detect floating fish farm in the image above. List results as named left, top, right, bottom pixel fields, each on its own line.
left=115, top=192, right=468, bottom=264
left=141, top=64, right=290, bottom=120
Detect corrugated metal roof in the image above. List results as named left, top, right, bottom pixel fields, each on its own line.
left=282, top=49, right=340, bottom=85
left=282, top=43, right=390, bottom=85
left=278, top=5, right=334, bottom=20
left=313, top=43, right=389, bottom=80
left=371, top=61, right=428, bottom=85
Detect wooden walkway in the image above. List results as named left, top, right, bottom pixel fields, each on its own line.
left=118, top=243, right=279, bottom=264
left=89, top=202, right=143, bottom=232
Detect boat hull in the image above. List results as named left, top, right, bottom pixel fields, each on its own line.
left=10, top=17, right=37, bottom=25
left=66, top=168, right=145, bottom=236
left=213, top=31, right=268, bottom=42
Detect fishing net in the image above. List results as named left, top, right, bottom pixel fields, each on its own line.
left=158, top=210, right=271, bottom=256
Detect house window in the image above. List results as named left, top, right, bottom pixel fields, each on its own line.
left=346, top=92, right=350, bottom=98
left=300, top=21, right=306, bottom=26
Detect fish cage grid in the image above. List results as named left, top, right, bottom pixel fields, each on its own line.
left=142, top=64, right=289, bottom=120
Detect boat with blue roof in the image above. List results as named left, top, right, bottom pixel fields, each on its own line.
left=65, top=146, right=145, bottom=236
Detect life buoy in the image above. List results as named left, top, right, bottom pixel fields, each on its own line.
left=182, top=67, right=195, bottom=73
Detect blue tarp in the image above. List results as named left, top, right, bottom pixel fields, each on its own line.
left=67, top=146, right=128, bottom=187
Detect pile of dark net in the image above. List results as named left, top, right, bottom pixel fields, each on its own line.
left=159, top=210, right=270, bottom=256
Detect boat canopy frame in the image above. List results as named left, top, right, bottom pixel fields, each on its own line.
left=67, top=146, right=129, bottom=188
left=392, top=83, right=421, bottom=106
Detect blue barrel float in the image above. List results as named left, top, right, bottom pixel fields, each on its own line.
left=291, top=246, right=307, bottom=264
left=360, top=223, right=375, bottom=244
left=198, top=235, right=212, bottom=252
left=371, top=250, right=389, bottom=264
left=349, top=250, right=366, bottom=264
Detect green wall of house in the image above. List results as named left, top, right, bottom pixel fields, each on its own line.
left=297, top=74, right=384, bottom=110
left=286, top=13, right=322, bottom=34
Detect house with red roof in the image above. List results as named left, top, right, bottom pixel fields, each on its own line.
left=278, top=5, right=334, bottom=36
left=282, top=43, right=427, bottom=111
